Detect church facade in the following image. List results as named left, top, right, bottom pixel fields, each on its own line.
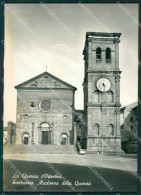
left=14, top=32, right=123, bottom=153
left=15, top=72, right=77, bottom=145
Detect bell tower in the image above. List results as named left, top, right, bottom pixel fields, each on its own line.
left=83, top=32, right=123, bottom=153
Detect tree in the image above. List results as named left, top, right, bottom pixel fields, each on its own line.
left=7, top=121, right=16, bottom=144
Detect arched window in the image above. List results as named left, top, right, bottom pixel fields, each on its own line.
left=106, top=48, right=111, bottom=63
left=94, top=90, right=101, bottom=102
left=108, top=124, right=114, bottom=136
left=22, top=132, right=29, bottom=145
left=93, top=124, right=100, bottom=136
left=61, top=133, right=68, bottom=145
left=108, top=91, right=114, bottom=102
left=96, top=47, right=102, bottom=63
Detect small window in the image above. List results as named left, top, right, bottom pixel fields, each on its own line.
left=130, top=117, right=134, bottom=122
left=64, top=115, right=67, bottom=119
left=106, top=48, right=111, bottom=63
left=121, top=125, right=124, bottom=130
left=77, top=137, right=81, bottom=141
left=30, top=102, right=35, bottom=107
left=24, top=114, right=28, bottom=119
left=130, top=126, right=133, bottom=130
left=96, top=47, right=102, bottom=63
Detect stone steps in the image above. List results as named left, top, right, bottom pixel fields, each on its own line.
left=4, top=144, right=78, bottom=154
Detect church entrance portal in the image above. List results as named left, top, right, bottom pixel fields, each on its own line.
left=42, top=131, right=51, bottom=144
left=39, top=122, right=51, bottom=145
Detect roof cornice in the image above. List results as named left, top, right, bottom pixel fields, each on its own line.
left=15, top=71, right=77, bottom=91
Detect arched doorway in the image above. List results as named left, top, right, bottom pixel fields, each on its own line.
left=22, top=132, right=29, bottom=145
left=40, top=122, right=51, bottom=145
left=61, top=133, right=68, bottom=145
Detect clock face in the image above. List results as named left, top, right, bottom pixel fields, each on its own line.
left=96, top=78, right=111, bottom=92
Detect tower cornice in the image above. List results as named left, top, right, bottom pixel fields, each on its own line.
left=87, top=70, right=122, bottom=74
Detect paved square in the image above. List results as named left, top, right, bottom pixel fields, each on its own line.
left=3, top=154, right=137, bottom=192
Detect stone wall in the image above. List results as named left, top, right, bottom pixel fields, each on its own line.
left=16, top=89, right=74, bottom=145
left=83, top=32, right=122, bottom=153
left=120, top=102, right=138, bottom=154
left=120, top=102, right=138, bottom=142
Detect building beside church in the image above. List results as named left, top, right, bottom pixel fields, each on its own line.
left=12, top=32, right=127, bottom=153
left=120, top=102, right=138, bottom=153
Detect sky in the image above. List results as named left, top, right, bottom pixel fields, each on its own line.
left=4, top=3, right=138, bottom=126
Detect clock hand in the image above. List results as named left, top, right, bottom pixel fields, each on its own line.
left=102, top=83, right=105, bottom=90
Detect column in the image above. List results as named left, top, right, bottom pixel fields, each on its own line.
left=102, top=107, right=106, bottom=136
left=92, top=50, right=95, bottom=67
left=73, top=122, right=77, bottom=145
left=50, top=123, right=54, bottom=145
left=31, top=123, right=34, bottom=144
left=115, top=42, right=119, bottom=70
left=51, top=129, right=54, bottom=145
left=88, top=73, right=93, bottom=104
left=38, top=127, right=41, bottom=144
left=88, top=42, right=92, bottom=67
left=115, top=76, right=120, bottom=105
left=101, top=50, right=105, bottom=65
left=116, top=108, right=121, bottom=136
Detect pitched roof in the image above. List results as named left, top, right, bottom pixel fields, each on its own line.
left=121, top=101, right=138, bottom=110
left=15, top=71, right=77, bottom=91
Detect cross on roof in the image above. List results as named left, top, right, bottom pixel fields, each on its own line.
left=45, top=65, right=47, bottom=72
